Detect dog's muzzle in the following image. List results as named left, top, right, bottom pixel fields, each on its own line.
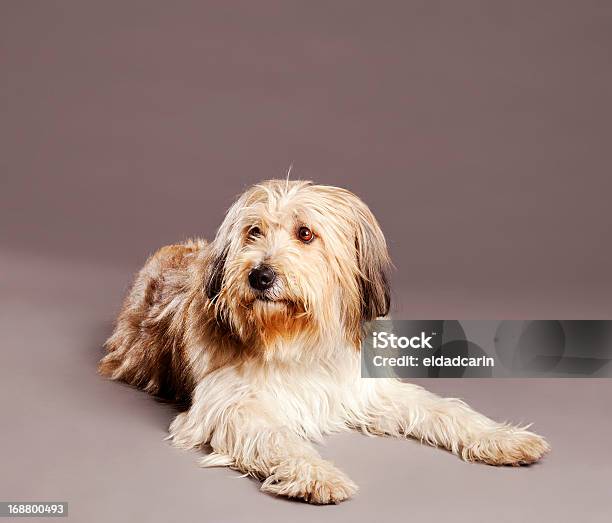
left=248, top=265, right=276, bottom=291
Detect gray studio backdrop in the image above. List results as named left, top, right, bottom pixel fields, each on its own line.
left=2, top=0, right=611, bottom=319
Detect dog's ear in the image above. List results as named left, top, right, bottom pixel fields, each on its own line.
left=205, top=244, right=228, bottom=301
left=204, top=189, right=249, bottom=301
left=353, top=201, right=391, bottom=321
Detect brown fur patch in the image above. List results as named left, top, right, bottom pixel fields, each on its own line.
left=99, top=240, right=203, bottom=403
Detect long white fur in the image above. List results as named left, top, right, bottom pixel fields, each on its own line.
left=170, top=336, right=549, bottom=503
left=103, top=180, right=549, bottom=505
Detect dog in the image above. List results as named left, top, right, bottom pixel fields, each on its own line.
left=99, top=179, right=549, bottom=504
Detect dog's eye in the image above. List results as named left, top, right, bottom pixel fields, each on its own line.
left=248, top=226, right=262, bottom=239
left=298, top=226, right=314, bottom=244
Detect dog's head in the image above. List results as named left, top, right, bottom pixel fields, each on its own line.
left=203, top=180, right=390, bottom=356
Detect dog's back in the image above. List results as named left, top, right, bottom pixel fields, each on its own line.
left=99, top=239, right=206, bottom=403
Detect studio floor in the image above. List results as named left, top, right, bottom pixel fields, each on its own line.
left=2, top=249, right=611, bottom=523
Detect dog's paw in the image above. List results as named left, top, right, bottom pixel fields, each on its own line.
left=462, top=426, right=550, bottom=466
left=261, top=457, right=358, bottom=504
left=167, top=412, right=203, bottom=450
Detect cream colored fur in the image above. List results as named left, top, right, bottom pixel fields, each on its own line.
left=100, top=180, right=550, bottom=505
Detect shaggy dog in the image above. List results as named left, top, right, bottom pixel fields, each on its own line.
left=99, top=180, right=549, bottom=504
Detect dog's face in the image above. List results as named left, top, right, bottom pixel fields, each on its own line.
left=204, top=180, right=390, bottom=355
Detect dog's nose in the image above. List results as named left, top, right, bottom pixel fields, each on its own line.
left=248, top=265, right=276, bottom=291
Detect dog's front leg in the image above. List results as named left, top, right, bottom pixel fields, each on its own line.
left=169, top=389, right=357, bottom=504
left=362, top=380, right=550, bottom=465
